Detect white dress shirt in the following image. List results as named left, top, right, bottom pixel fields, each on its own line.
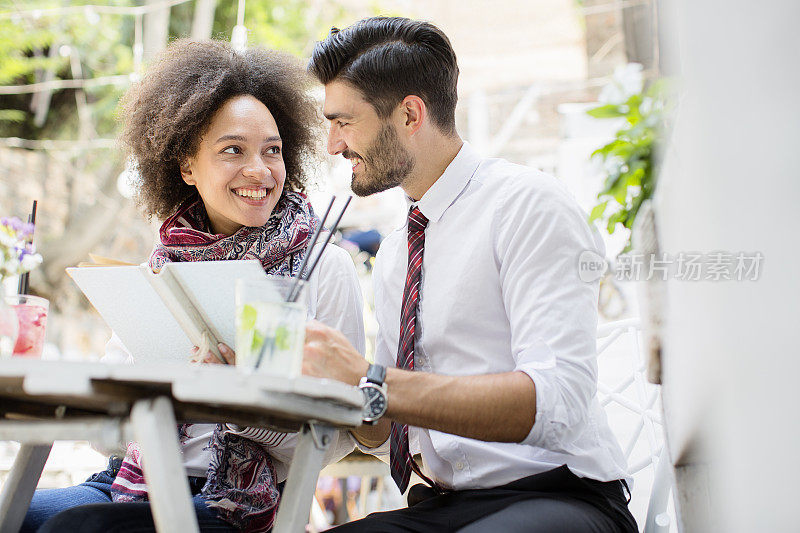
left=104, top=243, right=365, bottom=481
left=368, top=142, right=629, bottom=490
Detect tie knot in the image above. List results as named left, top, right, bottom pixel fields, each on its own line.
left=408, top=206, right=428, bottom=234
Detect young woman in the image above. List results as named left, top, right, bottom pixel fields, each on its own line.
left=22, top=39, right=365, bottom=533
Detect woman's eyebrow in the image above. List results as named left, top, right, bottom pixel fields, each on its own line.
left=214, top=134, right=282, bottom=143
left=215, top=134, right=247, bottom=143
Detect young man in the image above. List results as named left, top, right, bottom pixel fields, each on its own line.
left=302, top=17, right=637, bottom=532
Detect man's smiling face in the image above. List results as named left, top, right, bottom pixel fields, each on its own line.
left=323, top=80, right=415, bottom=197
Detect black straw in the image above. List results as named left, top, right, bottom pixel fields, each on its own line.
left=297, top=196, right=352, bottom=301
left=289, top=195, right=335, bottom=297
left=18, top=200, right=37, bottom=295
left=253, top=196, right=352, bottom=370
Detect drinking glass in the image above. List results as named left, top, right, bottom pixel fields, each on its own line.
left=235, top=276, right=307, bottom=376
left=4, top=294, right=49, bottom=358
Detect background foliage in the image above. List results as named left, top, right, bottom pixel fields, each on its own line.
left=0, top=0, right=349, bottom=139
left=587, top=72, right=673, bottom=251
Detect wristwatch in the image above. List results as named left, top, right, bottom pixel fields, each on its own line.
left=358, top=364, right=388, bottom=424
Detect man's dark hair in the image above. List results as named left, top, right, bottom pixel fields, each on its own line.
left=309, top=17, right=459, bottom=134
left=120, top=39, right=318, bottom=220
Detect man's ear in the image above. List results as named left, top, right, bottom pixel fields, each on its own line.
left=399, top=95, right=426, bottom=136
left=179, top=159, right=196, bottom=186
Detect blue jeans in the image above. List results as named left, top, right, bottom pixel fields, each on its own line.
left=22, top=459, right=236, bottom=532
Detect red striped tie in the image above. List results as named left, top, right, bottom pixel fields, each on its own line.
left=390, top=206, right=438, bottom=493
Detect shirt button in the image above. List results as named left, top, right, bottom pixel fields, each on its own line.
left=455, top=462, right=465, bottom=470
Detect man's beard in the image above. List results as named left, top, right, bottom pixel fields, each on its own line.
left=348, top=123, right=415, bottom=197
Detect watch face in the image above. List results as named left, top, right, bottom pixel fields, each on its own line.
left=361, top=384, right=387, bottom=421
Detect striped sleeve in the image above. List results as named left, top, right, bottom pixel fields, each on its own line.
left=225, top=424, right=293, bottom=447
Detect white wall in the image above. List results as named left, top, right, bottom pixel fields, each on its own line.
left=658, top=2, right=800, bottom=530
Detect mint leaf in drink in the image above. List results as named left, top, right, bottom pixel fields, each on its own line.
left=251, top=331, right=264, bottom=353
left=275, top=325, right=291, bottom=351
left=239, top=304, right=257, bottom=332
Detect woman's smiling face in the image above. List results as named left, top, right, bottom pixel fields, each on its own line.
left=180, top=94, right=286, bottom=236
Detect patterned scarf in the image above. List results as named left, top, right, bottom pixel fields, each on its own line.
left=111, top=191, right=317, bottom=533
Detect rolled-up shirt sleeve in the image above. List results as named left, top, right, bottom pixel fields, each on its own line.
left=493, top=173, right=605, bottom=449
left=225, top=424, right=356, bottom=482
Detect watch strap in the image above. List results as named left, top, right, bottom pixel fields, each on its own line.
left=366, top=363, right=386, bottom=385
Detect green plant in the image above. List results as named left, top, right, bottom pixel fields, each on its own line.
left=587, top=69, right=673, bottom=251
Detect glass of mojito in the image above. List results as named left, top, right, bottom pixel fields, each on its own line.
left=235, top=276, right=308, bottom=376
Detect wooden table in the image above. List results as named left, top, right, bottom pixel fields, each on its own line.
left=0, top=359, right=363, bottom=533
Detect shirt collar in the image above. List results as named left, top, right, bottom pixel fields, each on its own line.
left=409, top=142, right=482, bottom=224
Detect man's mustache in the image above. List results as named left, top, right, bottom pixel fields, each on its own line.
left=342, top=149, right=363, bottom=160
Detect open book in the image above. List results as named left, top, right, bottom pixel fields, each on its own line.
left=67, top=256, right=267, bottom=363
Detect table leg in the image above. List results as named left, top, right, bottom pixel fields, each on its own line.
left=130, top=397, right=199, bottom=533
left=272, top=423, right=335, bottom=533
left=0, top=443, right=52, bottom=533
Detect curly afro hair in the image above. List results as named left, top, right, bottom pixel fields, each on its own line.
left=120, top=39, right=319, bottom=220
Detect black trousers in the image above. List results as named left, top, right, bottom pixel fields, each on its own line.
left=330, top=466, right=638, bottom=533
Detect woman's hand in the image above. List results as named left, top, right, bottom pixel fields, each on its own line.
left=190, top=342, right=235, bottom=365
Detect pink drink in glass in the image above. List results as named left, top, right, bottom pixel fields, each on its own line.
left=6, top=295, right=48, bottom=358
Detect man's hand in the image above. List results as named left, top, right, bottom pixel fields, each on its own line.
left=302, top=321, right=535, bottom=444
left=190, top=342, right=235, bottom=365
left=302, top=320, right=369, bottom=385
left=303, top=321, right=389, bottom=448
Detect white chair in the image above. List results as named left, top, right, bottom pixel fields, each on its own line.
left=597, top=317, right=674, bottom=532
